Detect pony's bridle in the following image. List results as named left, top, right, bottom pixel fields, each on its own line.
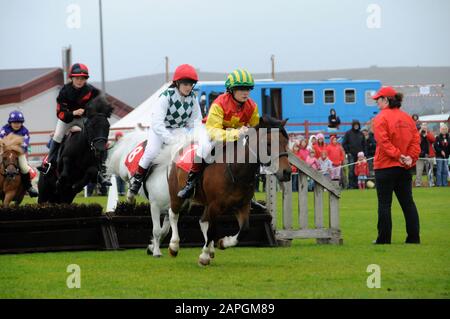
left=243, top=134, right=289, bottom=167
left=1, top=153, right=20, bottom=178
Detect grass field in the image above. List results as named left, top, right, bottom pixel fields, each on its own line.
left=0, top=188, right=449, bottom=299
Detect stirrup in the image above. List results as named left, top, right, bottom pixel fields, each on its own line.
left=27, top=187, right=39, bottom=198
left=39, top=162, right=52, bottom=175
left=177, top=176, right=196, bottom=199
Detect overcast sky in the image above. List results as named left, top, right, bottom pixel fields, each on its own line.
left=1, top=0, right=449, bottom=81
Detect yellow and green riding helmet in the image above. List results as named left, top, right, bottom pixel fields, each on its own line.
left=225, top=68, right=255, bottom=90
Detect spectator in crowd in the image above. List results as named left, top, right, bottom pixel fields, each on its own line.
left=307, top=135, right=317, bottom=151
left=327, top=108, right=341, bottom=133
left=372, top=86, right=421, bottom=244
left=313, top=133, right=327, bottom=159
left=291, top=141, right=300, bottom=192
left=306, top=148, right=320, bottom=191
left=342, top=119, right=366, bottom=189
left=354, top=151, right=369, bottom=190
left=362, top=127, right=376, bottom=176
left=434, top=123, right=450, bottom=187
left=318, top=150, right=333, bottom=179
left=297, top=138, right=309, bottom=161
left=415, top=123, right=436, bottom=187
left=411, top=113, right=421, bottom=130
left=326, top=135, right=345, bottom=184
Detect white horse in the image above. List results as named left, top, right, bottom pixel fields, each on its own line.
left=107, top=128, right=190, bottom=257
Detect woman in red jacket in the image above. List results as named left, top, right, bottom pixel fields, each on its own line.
left=372, top=86, right=421, bottom=244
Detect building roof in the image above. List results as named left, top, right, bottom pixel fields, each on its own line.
left=0, top=67, right=133, bottom=118
left=0, top=68, right=59, bottom=90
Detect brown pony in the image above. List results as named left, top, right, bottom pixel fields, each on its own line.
left=0, top=135, right=26, bottom=207
left=167, top=116, right=292, bottom=266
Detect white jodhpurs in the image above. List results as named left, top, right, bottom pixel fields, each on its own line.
left=53, top=118, right=85, bottom=143
left=18, top=154, right=30, bottom=174
left=195, top=125, right=214, bottom=161
left=139, top=128, right=164, bottom=169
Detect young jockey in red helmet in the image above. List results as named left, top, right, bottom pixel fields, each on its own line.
left=37, top=63, right=111, bottom=187
left=128, top=64, right=202, bottom=197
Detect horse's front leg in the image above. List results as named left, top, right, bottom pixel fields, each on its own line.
left=198, top=218, right=211, bottom=266
left=72, top=166, right=96, bottom=193
left=57, top=156, right=71, bottom=188
left=198, top=205, right=218, bottom=266
left=3, top=190, right=15, bottom=208
left=168, top=208, right=180, bottom=257
left=146, top=203, right=164, bottom=257
left=218, top=203, right=250, bottom=250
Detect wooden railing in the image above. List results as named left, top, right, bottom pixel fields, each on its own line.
left=266, top=152, right=343, bottom=245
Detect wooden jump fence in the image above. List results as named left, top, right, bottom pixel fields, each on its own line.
left=265, top=152, right=343, bottom=245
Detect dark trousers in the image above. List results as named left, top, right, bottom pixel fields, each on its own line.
left=375, top=167, right=420, bottom=244
left=347, top=154, right=358, bottom=189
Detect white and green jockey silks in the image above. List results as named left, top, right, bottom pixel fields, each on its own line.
left=161, top=88, right=195, bottom=128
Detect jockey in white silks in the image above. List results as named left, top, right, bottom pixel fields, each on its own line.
left=128, top=64, right=202, bottom=196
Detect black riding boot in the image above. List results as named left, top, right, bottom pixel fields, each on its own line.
left=97, top=152, right=112, bottom=187
left=177, top=170, right=202, bottom=199
left=37, top=141, right=60, bottom=174
left=21, top=172, right=39, bottom=197
left=129, top=166, right=148, bottom=195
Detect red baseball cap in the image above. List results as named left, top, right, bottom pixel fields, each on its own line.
left=372, top=86, right=397, bottom=100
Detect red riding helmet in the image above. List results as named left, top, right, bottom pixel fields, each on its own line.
left=69, top=63, right=89, bottom=78
left=173, top=64, right=198, bottom=82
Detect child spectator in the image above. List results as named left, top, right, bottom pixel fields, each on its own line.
left=354, top=151, right=369, bottom=190
left=326, top=135, right=345, bottom=182
left=306, top=148, right=320, bottom=191
left=318, top=150, right=333, bottom=179
left=291, top=140, right=300, bottom=192
left=313, top=133, right=327, bottom=159
left=328, top=108, right=341, bottom=132
left=307, top=135, right=317, bottom=151
left=297, top=138, right=309, bottom=161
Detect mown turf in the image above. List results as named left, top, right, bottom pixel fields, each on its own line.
left=0, top=188, right=449, bottom=298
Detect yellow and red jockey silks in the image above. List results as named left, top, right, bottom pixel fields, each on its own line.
left=205, top=92, right=260, bottom=142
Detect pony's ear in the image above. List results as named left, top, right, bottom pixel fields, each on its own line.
left=260, top=115, right=269, bottom=125
left=281, top=118, right=289, bottom=126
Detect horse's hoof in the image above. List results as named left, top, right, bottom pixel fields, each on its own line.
left=168, top=247, right=178, bottom=257
left=217, top=239, right=226, bottom=250
left=198, top=258, right=210, bottom=266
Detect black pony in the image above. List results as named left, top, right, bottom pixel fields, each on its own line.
left=38, top=95, right=113, bottom=203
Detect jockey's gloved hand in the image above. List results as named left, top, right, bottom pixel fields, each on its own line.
left=238, top=126, right=249, bottom=137
left=164, top=136, right=178, bottom=145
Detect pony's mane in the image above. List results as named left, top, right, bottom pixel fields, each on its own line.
left=86, top=95, right=114, bottom=119
left=257, top=115, right=289, bottom=138
left=0, top=134, right=25, bottom=154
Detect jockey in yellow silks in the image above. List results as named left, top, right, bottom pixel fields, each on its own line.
left=177, top=68, right=260, bottom=199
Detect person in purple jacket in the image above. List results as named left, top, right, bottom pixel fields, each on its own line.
left=0, top=110, right=38, bottom=197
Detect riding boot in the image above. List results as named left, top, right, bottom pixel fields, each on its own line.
left=129, top=165, right=148, bottom=195
left=97, top=164, right=112, bottom=187
left=97, top=152, right=112, bottom=187
left=21, top=172, right=39, bottom=197
left=177, top=158, right=204, bottom=199
left=37, top=141, right=60, bottom=174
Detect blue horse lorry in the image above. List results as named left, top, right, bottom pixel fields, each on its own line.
left=194, top=79, right=382, bottom=137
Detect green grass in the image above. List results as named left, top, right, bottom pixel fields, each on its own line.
left=0, top=188, right=449, bottom=298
